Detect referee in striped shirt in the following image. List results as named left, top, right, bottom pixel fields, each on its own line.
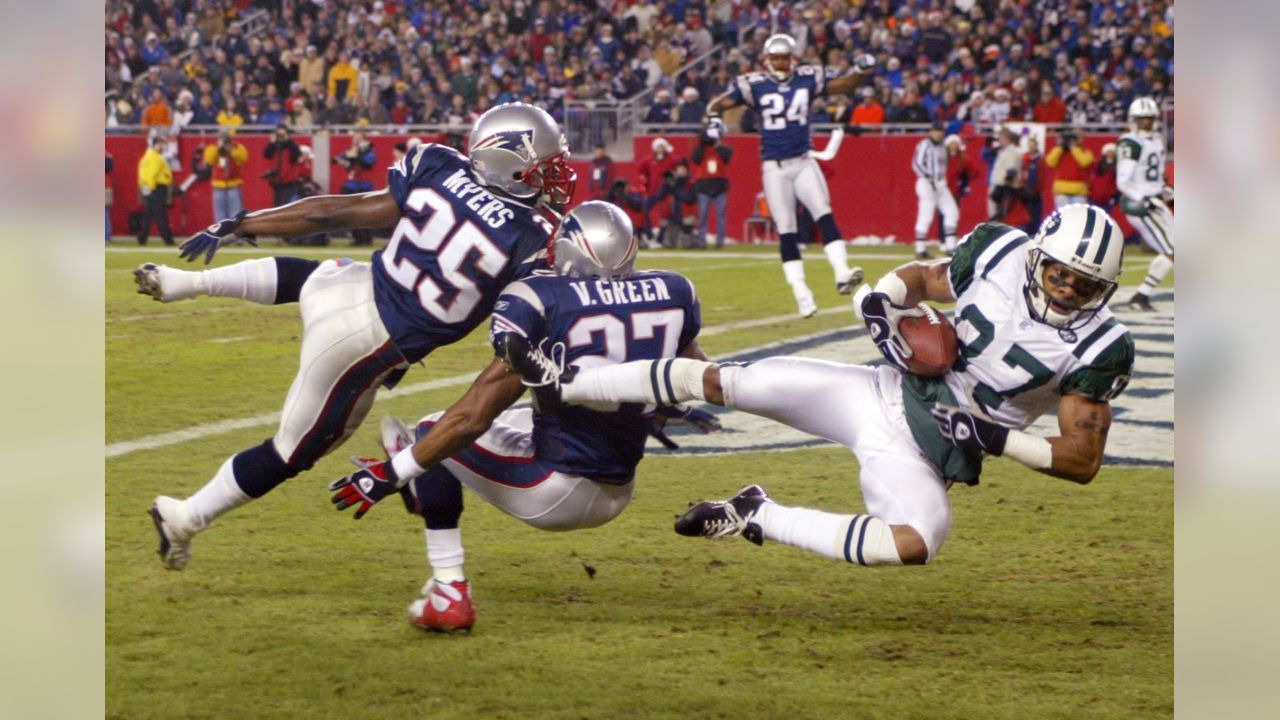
left=911, top=121, right=959, bottom=259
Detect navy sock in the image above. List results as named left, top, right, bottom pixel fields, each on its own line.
left=816, top=214, right=842, bottom=244
left=779, top=232, right=802, bottom=262
left=231, top=439, right=301, bottom=499
left=415, top=466, right=465, bottom=530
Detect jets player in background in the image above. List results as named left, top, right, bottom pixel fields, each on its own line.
left=911, top=120, right=959, bottom=259
left=523, top=205, right=1133, bottom=569
left=325, top=202, right=715, bottom=631
left=133, top=103, right=576, bottom=572
left=703, top=33, right=876, bottom=317
left=1116, top=96, right=1173, bottom=311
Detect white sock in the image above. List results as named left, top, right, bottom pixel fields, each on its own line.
left=822, top=240, right=850, bottom=278
left=426, top=528, right=465, bottom=581
left=1137, top=254, right=1174, bottom=296
left=914, top=239, right=928, bottom=255
left=201, top=257, right=279, bottom=305
left=943, top=233, right=957, bottom=252
left=781, top=259, right=807, bottom=287
left=561, top=358, right=709, bottom=405
left=184, top=456, right=252, bottom=529
left=755, top=503, right=903, bottom=566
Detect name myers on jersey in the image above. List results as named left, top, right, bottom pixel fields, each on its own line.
left=439, top=168, right=517, bottom=229
left=568, top=277, right=672, bottom=306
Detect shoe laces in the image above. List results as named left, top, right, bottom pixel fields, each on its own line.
left=702, top=502, right=747, bottom=538
left=522, top=339, right=568, bottom=389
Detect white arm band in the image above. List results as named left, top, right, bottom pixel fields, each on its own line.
left=873, top=272, right=909, bottom=305
left=391, top=446, right=427, bottom=487
left=1002, top=430, right=1053, bottom=471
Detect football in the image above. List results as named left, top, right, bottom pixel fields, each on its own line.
left=898, top=304, right=959, bottom=377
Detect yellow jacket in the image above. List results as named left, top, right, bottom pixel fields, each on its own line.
left=1045, top=145, right=1095, bottom=197
left=327, top=62, right=359, bottom=99
left=137, top=147, right=172, bottom=192
left=203, top=143, right=250, bottom=189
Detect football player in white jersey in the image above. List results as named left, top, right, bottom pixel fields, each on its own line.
left=704, top=33, right=876, bottom=317
left=517, top=204, right=1134, bottom=568
left=1116, top=96, right=1173, bottom=311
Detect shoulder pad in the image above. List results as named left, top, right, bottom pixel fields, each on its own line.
left=796, top=65, right=817, bottom=76
left=744, top=72, right=768, bottom=84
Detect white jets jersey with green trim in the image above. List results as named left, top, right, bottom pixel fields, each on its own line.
left=1116, top=131, right=1166, bottom=202
left=941, top=222, right=1135, bottom=431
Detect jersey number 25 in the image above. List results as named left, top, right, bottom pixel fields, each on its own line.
left=382, top=187, right=509, bottom=324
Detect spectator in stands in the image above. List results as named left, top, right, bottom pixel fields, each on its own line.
left=262, top=124, right=304, bottom=207
left=333, top=131, right=378, bottom=245
left=298, top=45, right=325, bottom=91
left=192, top=93, right=218, bottom=125
left=1044, top=130, right=1095, bottom=208
left=217, top=98, right=245, bottom=128
left=676, top=87, right=705, bottom=126
left=141, top=89, right=173, bottom=129
left=850, top=87, right=884, bottom=126
left=315, top=94, right=353, bottom=126
left=204, top=129, right=248, bottom=222
left=136, top=133, right=174, bottom=246
left=260, top=97, right=287, bottom=126
left=588, top=143, right=612, bottom=200
left=171, top=91, right=195, bottom=132
left=645, top=88, right=676, bottom=123
left=328, top=51, right=359, bottom=100
left=632, top=44, right=663, bottom=89
left=141, top=31, right=170, bottom=67
left=1032, top=82, right=1068, bottom=123
left=691, top=121, right=733, bottom=250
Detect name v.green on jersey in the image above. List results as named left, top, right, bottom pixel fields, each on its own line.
left=900, top=223, right=1135, bottom=485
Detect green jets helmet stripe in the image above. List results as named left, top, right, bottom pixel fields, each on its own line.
left=1075, top=206, right=1114, bottom=264
left=949, top=223, right=1028, bottom=296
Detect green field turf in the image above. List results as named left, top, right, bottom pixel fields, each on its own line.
left=106, top=243, right=1172, bottom=719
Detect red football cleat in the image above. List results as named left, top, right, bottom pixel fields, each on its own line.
left=408, top=579, right=476, bottom=632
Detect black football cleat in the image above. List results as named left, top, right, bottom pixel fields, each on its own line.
left=674, top=485, right=772, bottom=545
left=495, top=333, right=576, bottom=412
left=1126, top=293, right=1155, bottom=312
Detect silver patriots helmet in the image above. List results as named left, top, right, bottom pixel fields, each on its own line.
left=468, top=103, right=576, bottom=205
left=762, top=33, right=797, bottom=82
left=551, top=201, right=637, bottom=280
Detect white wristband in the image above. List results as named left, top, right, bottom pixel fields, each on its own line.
left=1002, top=430, right=1053, bottom=470
left=873, top=272, right=909, bottom=306
left=391, top=446, right=426, bottom=487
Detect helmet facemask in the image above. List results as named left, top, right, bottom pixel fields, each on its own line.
left=1024, top=251, right=1117, bottom=330
left=1023, top=205, right=1124, bottom=331
left=521, top=152, right=577, bottom=207
left=761, top=34, right=797, bottom=82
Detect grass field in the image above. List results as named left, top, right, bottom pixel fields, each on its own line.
left=106, top=242, right=1173, bottom=719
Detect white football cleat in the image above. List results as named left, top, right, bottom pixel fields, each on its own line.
left=133, top=263, right=201, bottom=303
left=380, top=416, right=413, bottom=457
left=835, top=267, right=864, bottom=295
left=794, top=287, right=818, bottom=318
left=408, top=578, right=477, bottom=632
left=149, top=496, right=199, bottom=571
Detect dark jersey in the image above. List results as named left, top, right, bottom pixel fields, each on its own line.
left=372, top=144, right=555, bottom=363
left=491, top=270, right=702, bottom=480
left=727, top=66, right=841, bottom=161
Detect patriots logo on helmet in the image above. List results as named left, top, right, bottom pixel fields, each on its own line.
left=471, top=129, right=538, bottom=163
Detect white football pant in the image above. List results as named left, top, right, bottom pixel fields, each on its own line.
left=913, top=177, right=958, bottom=243
left=413, top=407, right=635, bottom=531
left=762, top=155, right=833, bottom=235
left=1123, top=200, right=1174, bottom=256
left=720, top=357, right=952, bottom=559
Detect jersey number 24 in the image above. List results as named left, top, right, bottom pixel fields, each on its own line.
left=759, top=89, right=810, bottom=130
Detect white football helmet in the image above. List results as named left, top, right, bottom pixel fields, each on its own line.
left=1127, top=96, right=1159, bottom=133
left=1024, top=205, right=1123, bottom=330
left=762, top=34, right=797, bottom=82
left=551, top=201, right=637, bottom=280
left=469, top=103, right=576, bottom=205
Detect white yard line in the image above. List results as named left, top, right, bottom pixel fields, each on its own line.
left=208, top=336, right=255, bottom=344
left=105, top=306, right=855, bottom=459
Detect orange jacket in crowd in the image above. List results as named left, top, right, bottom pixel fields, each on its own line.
left=142, top=100, right=173, bottom=127
left=850, top=101, right=885, bottom=125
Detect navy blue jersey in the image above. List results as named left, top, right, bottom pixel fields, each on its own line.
left=728, top=66, right=841, bottom=161
left=371, top=144, right=555, bottom=363
left=491, top=270, right=702, bottom=480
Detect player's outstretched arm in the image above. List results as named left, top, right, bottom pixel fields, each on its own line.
left=704, top=91, right=740, bottom=120
left=239, top=189, right=401, bottom=238
left=329, top=358, right=525, bottom=519
left=179, top=190, right=403, bottom=264
left=826, top=55, right=877, bottom=96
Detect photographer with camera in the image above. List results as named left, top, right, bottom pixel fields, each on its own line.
left=332, top=130, right=379, bottom=246
left=202, top=129, right=249, bottom=222
left=690, top=118, right=733, bottom=249
left=1044, top=128, right=1094, bottom=208
left=262, top=124, right=305, bottom=207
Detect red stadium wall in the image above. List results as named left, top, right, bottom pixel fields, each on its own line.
left=106, top=133, right=1124, bottom=240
